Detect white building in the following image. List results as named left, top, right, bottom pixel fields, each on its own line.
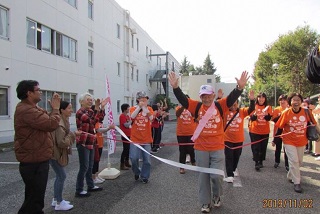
left=180, top=74, right=236, bottom=101
left=0, top=0, right=180, bottom=143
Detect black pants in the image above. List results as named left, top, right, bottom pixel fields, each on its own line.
left=273, top=129, right=289, bottom=166
left=152, top=127, right=161, bottom=149
left=250, top=132, right=269, bottom=162
left=18, top=161, right=49, bottom=214
left=92, top=148, right=103, bottom=174
left=177, top=135, right=195, bottom=164
left=120, top=136, right=130, bottom=163
left=224, top=141, right=243, bottom=177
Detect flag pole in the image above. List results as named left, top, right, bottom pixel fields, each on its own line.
left=98, top=75, right=120, bottom=179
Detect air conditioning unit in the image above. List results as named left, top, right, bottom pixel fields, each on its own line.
left=131, top=61, right=137, bottom=66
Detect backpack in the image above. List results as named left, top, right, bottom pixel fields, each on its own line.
left=194, top=101, right=223, bottom=120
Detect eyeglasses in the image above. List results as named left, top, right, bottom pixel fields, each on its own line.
left=33, top=88, right=41, bottom=92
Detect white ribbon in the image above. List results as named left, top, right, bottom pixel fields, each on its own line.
left=115, top=126, right=225, bottom=176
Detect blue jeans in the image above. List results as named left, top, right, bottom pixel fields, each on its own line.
left=76, top=144, right=94, bottom=193
left=130, top=143, right=151, bottom=179
left=195, top=149, right=224, bottom=204
left=49, top=159, right=66, bottom=202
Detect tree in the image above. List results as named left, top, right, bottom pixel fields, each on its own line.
left=252, top=25, right=320, bottom=106
left=179, top=56, right=190, bottom=76
left=203, top=53, right=217, bottom=75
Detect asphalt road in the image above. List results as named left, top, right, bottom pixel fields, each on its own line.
left=0, top=121, right=319, bottom=214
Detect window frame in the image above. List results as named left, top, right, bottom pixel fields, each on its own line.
left=88, top=0, right=93, bottom=20
left=117, top=24, right=120, bottom=39
left=0, top=5, right=9, bottom=40
left=0, top=86, right=9, bottom=117
left=88, top=49, right=93, bottom=67
left=65, top=0, right=77, bottom=8
left=117, top=62, right=121, bottom=76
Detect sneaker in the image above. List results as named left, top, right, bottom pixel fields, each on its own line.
left=97, top=176, right=105, bottom=182
left=179, top=168, right=185, bottom=174
left=285, top=166, right=289, bottom=172
left=142, top=178, right=148, bottom=184
left=294, top=184, right=302, bottom=193
left=55, top=200, right=74, bottom=211
left=75, top=191, right=90, bottom=197
left=213, top=196, right=221, bottom=207
left=201, top=204, right=211, bottom=213
left=315, top=156, right=320, bottom=161
left=233, top=168, right=239, bottom=177
left=150, top=148, right=158, bottom=154
left=223, top=177, right=234, bottom=183
left=255, top=162, right=260, bottom=171
left=274, top=162, right=279, bottom=168
left=51, top=199, right=70, bottom=207
left=88, top=186, right=103, bottom=192
left=93, top=178, right=104, bottom=184
left=134, top=175, right=140, bottom=181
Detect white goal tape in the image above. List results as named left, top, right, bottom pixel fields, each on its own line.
left=114, top=126, right=225, bottom=177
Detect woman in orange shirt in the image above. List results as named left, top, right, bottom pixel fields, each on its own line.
left=223, top=90, right=255, bottom=183
left=275, top=93, right=317, bottom=193
left=176, top=103, right=197, bottom=174
left=249, top=92, right=273, bottom=171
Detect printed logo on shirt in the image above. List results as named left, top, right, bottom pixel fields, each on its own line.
left=289, top=115, right=307, bottom=134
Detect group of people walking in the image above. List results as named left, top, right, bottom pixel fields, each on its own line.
left=13, top=75, right=320, bottom=213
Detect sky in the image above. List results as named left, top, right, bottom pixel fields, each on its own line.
left=115, top=0, right=320, bottom=83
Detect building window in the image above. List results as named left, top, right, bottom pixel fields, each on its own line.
left=27, top=19, right=76, bottom=60
left=207, top=79, right=212, bottom=83
left=136, top=38, right=139, bottom=51
left=41, top=25, right=52, bottom=53
left=131, top=34, right=134, bottom=48
left=149, top=50, right=152, bottom=61
left=88, top=49, right=93, bottom=67
left=38, top=90, right=77, bottom=112
left=117, top=62, right=120, bottom=76
left=117, top=24, right=120, bottom=39
left=0, top=87, right=8, bottom=116
left=146, top=46, right=148, bottom=58
left=0, top=6, right=9, bottom=39
left=26, top=19, right=36, bottom=47
left=136, top=69, right=139, bottom=82
left=55, top=31, right=77, bottom=60
left=131, top=67, right=134, bottom=80
left=65, top=0, right=77, bottom=8
left=88, top=0, right=93, bottom=19
left=117, top=100, right=120, bottom=114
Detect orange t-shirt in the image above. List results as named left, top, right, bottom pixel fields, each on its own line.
left=129, top=106, right=154, bottom=144
left=249, top=104, right=273, bottom=135
left=94, top=122, right=104, bottom=148
left=272, top=106, right=286, bottom=120
left=187, top=98, right=228, bottom=151
left=176, top=106, right=196, bottom=136
left=276, top=108, right=317, bottom=147
left=224, top=108, right=250, bottom=143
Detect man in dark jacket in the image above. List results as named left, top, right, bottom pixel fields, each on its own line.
left=14, top=80, right=61, bottom=214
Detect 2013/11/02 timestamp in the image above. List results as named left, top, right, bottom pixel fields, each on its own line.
left=262, top=199, right=313, bottom=208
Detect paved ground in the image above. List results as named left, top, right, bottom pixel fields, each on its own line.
left=0, top=121, right=319, bottom=214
